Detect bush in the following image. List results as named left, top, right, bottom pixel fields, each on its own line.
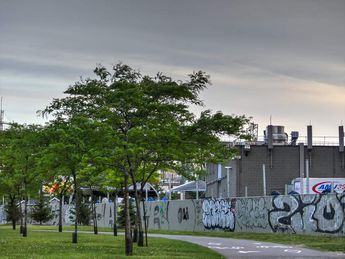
left=30, top=196, right=53, bottom=225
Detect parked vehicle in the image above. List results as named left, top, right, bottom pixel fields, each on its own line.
left=291, top=177, right=345, bottom=194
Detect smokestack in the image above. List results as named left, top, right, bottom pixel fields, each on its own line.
left=307, top=125, right=312, bottom=150
left=267, top=125, right=273, bottom=150
left=339, top=126, right=344, bottom=153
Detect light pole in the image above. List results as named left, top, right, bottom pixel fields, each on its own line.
left=225, top=166, right=232, bottom=199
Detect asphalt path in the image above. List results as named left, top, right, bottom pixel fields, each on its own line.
left=149, top=233, right=345, bottom=259
left=35, top=230, right=345, bottom=258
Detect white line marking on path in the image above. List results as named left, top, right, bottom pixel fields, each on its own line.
left=284, top=249, right=302, bottom=254
left=238, top=251, right=260, bottom=254
left=208, top=246, right=244, bottom=250
left=256, top=245, right=293, bottom=249
left=208, top=242, right=222, bottom=246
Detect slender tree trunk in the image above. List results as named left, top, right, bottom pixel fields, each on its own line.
left=134, top=189, right=144, bottom=247
left=142, top=199, right=148, bottom=247
left=124, top=171, right=133, bottom=256
left=23, top=194, right=27, bottom=237
left=92, top=192, right=98, bottom=235
left=9, top=195, right=16, bottom=230
left=113, top=193, right=117, bottom=236
left=19, top=199, right=23, bottom=234
left=72, top=170, right=78, bottom=243
left=58, top=192, right=63, bottom=232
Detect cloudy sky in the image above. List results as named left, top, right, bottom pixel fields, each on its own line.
left=1, top=0, right=344, bottom=138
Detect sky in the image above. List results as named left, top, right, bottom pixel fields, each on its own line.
left=0, top=0, right=344, bottom=138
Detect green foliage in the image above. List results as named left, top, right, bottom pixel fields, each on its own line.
left=30, top=195, right=53, bottom=225
left=117, top=198, right=136, bottom=228
left=4, top=198, right=22, bottom=223
left=40, top=63, right=252, bottom=251
left=69, top=189, right=92, bottom=226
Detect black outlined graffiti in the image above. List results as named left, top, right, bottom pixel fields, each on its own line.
left=202, top=198, right=235, bottom=231
left=313, top=194, right=345, bottom=233
left=237, top=197, right=269, bottom=230
left=177, top=207, right=189, bottom=223
left=269, top=194, right=345, bottom=234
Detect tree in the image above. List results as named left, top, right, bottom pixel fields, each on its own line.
left=69, top=188, right=92, bottom=226
left=30, top=193, right=53, bottom=225
left=0, top=124, right=46, bottom=236
left=41, top=63, right=251, bottom=255
left=37, top=117, right=98, bottom=243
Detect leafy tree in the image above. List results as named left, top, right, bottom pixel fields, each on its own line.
left=117, top=198, right=136, bottom=228
left=30, top=193, right=53, bottom=225
left=69, top=188, right=92, bottom=226
left=0, top=124, right=46, bottom=236
left=41, top=63, right=251, bottom=255
left=36, top=117, right=96, bottom=243
left=4, top=196, right=22, bottom=229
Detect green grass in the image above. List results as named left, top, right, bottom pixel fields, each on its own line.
left=37, top=225, right=345, bottom=253
left=0, top=225, right=223, bottom=259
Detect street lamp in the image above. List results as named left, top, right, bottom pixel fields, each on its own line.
left=224, top=166, right=232, bottom=199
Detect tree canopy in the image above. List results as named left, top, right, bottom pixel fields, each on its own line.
left=40, top=63, right=252, bottom=254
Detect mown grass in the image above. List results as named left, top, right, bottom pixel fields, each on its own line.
left=32, top=225, right=345, bottom=253
left=0, top=225, right=223, bottom=259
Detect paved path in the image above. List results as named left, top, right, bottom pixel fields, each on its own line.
left=149, top=233, right=345, bottom=258
left=36, top=230, right=345, bottom=258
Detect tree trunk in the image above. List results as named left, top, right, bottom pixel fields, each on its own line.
left=92, top=192, right=98, bottom=235
left=19, top=201, right=23, bottom=234
left=134, top=190, right=144, bottom=247
left=9, top=196, right=16, bottom=230
left=23, top=195, right=27, bottom=237
left=124, top=172, right=133, bottom=256
left=113, top=193, right=117, bottom=236
left=72, top=171, right=78, bottom=244
left=58, top=192, right=63, bottom=232
left=142, top=199, right=148, bottom=246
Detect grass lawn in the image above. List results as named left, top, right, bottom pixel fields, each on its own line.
left=0, top=225, right=223, bottom=259
left=6, top=224, right=344, bottom=255
left=32, top=225, right=345, bottom=253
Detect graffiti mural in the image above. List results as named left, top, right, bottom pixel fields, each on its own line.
left=202, top=198, right=235, bottom=231
left=177, top=207, right=189, bottom=223
left=237, top=197, right=269, bottom=230
left=268, top=194, right=345, bottom=234
left=0, top=194, right=344, bottom=235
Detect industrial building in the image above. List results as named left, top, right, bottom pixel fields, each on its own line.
left=206, top=125, right=345, bottom=198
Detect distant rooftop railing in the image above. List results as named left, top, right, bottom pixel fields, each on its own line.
left=220, top=135, right=341, bottom=146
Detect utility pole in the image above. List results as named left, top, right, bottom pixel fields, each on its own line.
left=0, top=97, right=4, bottom=131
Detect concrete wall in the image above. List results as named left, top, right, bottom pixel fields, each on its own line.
left=0, top=198, right=114, bottom=228
left=144, top=194, right=345, bottom=235
left=1, top=194, right=344, bottom=235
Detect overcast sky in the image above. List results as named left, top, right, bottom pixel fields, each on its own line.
left=1, top=0, right=344, bottom=138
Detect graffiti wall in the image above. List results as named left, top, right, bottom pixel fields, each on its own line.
left=0, top=198, right=114, bottom=228
left=143, top=200, right=204, bottom=231
left=1, top=194, right=344, bottom=235
left=144, top=194, right=345, bottom=235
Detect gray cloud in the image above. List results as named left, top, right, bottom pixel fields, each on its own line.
left=0, top=0, right=344, bottom=135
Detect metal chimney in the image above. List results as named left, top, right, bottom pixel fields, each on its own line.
left=339, top=126, right=344, bottom=153
left=267, top=125, right=273, bottom=150
left=307, top=125, right=313, bottom=150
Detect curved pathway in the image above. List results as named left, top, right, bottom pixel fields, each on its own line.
left=149, top=233, right=344, bottom=258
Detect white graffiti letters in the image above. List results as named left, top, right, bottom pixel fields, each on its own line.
left=202, top=198, right=235, bottom=231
